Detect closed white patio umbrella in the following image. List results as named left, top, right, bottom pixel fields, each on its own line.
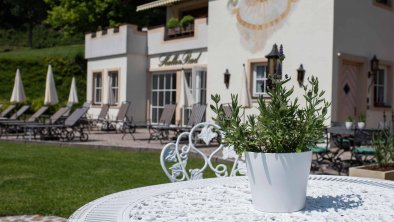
left=240, top=64, right=252, bottom=108
left=178, top=70, right=196, bottom=108
left=44, top=65, right=59, bottom=105
left=68, top=77, right=79, bottom=104
left=10, top=68, right=26, bottom=103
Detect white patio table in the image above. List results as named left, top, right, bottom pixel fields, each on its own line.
left=68, top=175, right=394, bottom=222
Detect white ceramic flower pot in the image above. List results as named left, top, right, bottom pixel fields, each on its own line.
left=345, top=122, right=353, bottom=129
left=245, top=151, right=312, bottom=212
left=357, top=122, right=365, bottom=129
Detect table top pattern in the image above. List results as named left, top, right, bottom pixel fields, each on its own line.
left=68, top=175, right=394, bottom=222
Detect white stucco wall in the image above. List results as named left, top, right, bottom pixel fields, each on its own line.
left=333, top=0, right=394, bottom=128
left=85, top=24, right=148, bottom=122
left=206, top=0, right=335, bottom=122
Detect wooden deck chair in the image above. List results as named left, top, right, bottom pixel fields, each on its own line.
left=0, top=104, right=16, bottom=118
left=146, top=104, right=177, bottom=143
left=222, top=104, right=232, bottom=119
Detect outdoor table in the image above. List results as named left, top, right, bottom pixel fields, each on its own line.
left=68, top=175, right=394, bottom=222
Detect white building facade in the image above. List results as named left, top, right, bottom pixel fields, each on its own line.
left=85, top=0, right=394, bottom=127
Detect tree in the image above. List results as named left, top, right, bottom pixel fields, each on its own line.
left=45, top=0, right=165, bottom=36
left=3, top=0, right=49, bottom=48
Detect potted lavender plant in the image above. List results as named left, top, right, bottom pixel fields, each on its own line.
left=211, top=76, right=330, bottom=212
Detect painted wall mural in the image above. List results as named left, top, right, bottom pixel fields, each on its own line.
left=228, top=0, right=299, bottom=52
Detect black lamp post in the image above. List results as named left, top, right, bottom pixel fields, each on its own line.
left=297, top=64, right=306, bottom=87
left=224, top=69, right=231, bottom=89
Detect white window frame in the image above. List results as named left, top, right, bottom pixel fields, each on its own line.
left=108, top=71, right=119, bottom=105
left=93, top=72, right=102, bottom=105
left=374, top=67, right=388, bottom=106
left=252, top=63, right=268, bottom=97
left=151, top=72, right=177, bottom=124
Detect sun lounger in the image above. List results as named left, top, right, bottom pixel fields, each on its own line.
left=0, top=106, right=49, bottom=138
left=0, top=104, right=16, bottom=118
left=23, top=107, right=89, bottom=141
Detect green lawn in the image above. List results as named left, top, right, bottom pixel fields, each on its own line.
left=0, top=44, right=84, bottom=61
left=0, top=141, right=209, bottom=218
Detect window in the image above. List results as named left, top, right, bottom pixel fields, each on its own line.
left=374, top=67, right=389, bottom=106
left=252, top=63, right=268, bottom=97
left=182, top=68, right=207, bottom=125
left=93, top=72, right=102, bottom=105
left=108, top=71, right=119, bottom=105
left=151, top=73, right=177, bottom=124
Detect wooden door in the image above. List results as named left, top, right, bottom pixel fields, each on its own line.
left=337, top=61, right=364, bottom=122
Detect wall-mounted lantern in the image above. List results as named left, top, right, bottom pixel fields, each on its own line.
left=368, top=55, right=380, bottom=78
left=224, top=69, right=231, bottom=89
left=265, top=44, right=280, bottom=79
left=297, top=64, right=306, bottom=87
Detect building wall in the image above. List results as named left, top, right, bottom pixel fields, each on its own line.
left=206, top=0, right=335, bottom=122
left=127, top=53, right=148, bottom=123
left=85, top=24, right=147, bottom=122
left=333, top=0, right=394, bottom=128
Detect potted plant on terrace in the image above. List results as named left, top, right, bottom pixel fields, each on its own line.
left=166, top=17, right=180, bottom=36
left=358, top=114, right=366, bottom=129
left=211, top=76, right=330, bottom=212
left=180, top=15, right=194, bottom=34
left=345, top=116, right=353, bottom=129
left=349, top=129, right=394, bottom=180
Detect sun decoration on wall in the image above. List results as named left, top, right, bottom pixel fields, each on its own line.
left=228, top=0, right=299, bottom=52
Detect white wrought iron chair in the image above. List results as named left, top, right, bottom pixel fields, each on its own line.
left=160, top=122, right=246, bottom=182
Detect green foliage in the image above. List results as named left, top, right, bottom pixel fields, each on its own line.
left=166, top=17, right=180, bottom=29
left=180, top=15, right=194, bottom=28
left=44, top=0, right=165, bottom=36
left=0, top=27, right=83, bottom=52
left=347, top=116, right=353, bottom=122
left=212, top=77, right=330, bottom=154
left=358, top=114, right=366, bottom=122
left=372, top=130, right=394, bottom=167
left=0, top=45, right=86, bottom=111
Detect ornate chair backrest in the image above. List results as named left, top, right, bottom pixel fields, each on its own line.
left=161, top=122, right=246, bottom=183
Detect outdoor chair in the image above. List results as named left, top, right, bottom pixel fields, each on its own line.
left=145, top=104, right=177, bottom=143
left=94, top=104, right=111, bottom=130
left=161, top=122, right=246, bottom=182
left=0, top=105, right=30, bottom=121
left=20, top=107, right=71, bottom=139
left=351, top=129, right=376, bottom=166
left=110, top=102, right=133, bottom=133
left=23, top=107, right=89, bottom=141
left=0, top=104, right=16, bottom=118
left=310, top=128, right=332, bottom=173
left=170, top=104, right=207, bottom=136
left=0, top=106, right=48, bottom=138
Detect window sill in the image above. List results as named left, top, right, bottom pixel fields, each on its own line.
left=372, top=104, right=392, bottom=111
